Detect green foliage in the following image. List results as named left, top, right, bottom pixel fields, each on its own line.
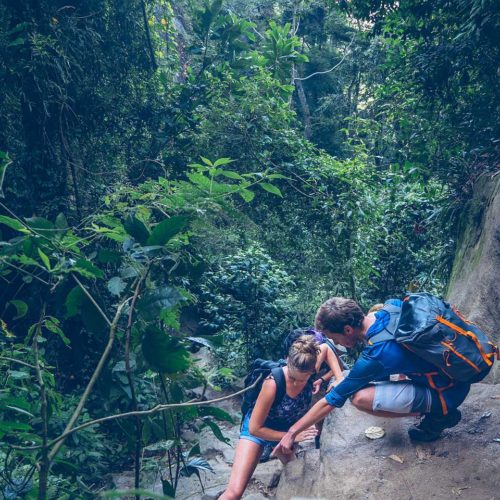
left=0, top=159, right=270, bottom=496
left=1, top=0, right=495, bottom=497
left=199, top=244, right=296, bottom=373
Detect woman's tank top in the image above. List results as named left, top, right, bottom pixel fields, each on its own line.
left=263, top=370, right=314, bottom=431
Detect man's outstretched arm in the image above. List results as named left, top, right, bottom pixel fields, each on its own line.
left=272, top=397, right=334, bottom=456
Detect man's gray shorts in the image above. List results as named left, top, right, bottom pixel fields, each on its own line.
left=372, top=381, right=432, bottom=414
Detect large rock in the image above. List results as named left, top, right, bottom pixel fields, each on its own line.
left=276, top=383, right=500, bottom=500
left=446, top=172, right=500, bottom=382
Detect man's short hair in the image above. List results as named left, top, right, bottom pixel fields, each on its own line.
left=315, top=297, right=364, bottom=334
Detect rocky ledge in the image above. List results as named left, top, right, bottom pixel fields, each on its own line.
left=276, top=383, right=499, bottom=500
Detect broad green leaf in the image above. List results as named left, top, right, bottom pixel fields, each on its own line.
left=107, top=276, right=127, bottom=296
left=199, top=406, right=234, bottom=423
left=239, top=189, right=255, bottom=202
left=7, top=370, right=30, bottom=380
left=187, top=162, right=208, bottom=171
left=218, top=367, right=234, bottom=378
left=266, top=173, right=288, bottom=179
left=202, top=418, right=230, bottom=444
left=141, top=326, right=190, bottom=373
left=0, top=420, right=31, bottom=432
left=160, top=307, right=180, bottom=331
left=124, top=215, right=150, bottom=245
left=8, top=37, right=25, bottom=47
left=6, top=405, right=34, bottom=418
left=81, top=296, right=108, bottom=333
left=8, top=300, right=28, bottom=320
left=45, top=318, right=70, bottom=345
left=146, top=215, right=188, bottom=246
left=26, top=216, right=55, bottom=238
left=187, top=172, right=212, bottom=190
left=162, top=480, right=175, bottom=498
left=65, top=286, right=84, bottom=318
left=37, top=248, right=51, bottom=270
left=72, top=259, right=104, bottom=279
left=0, top=215, right=29, bottom=233
left=55, top=213, right=68, bottom=230
left=200, top=156, right=213, bottom=166
left=259, top=182, right=283, bottom=197
left=18, top=254, right=39, bottom=267
left=98, top=249, right=122, bottom=264
left=137, top=286, right=184, bottom=320
left=0, top=396, right=31, bottom=411
left=213, top=157, right=234, bottom=167
left=220, top=170, right=244, bottom=180
left=121, top=266, right=139, bottom=279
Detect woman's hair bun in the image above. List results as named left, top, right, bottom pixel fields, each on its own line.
left=288, top=335, right=320, bottom=372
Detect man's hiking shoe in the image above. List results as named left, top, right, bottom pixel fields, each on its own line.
left=259, top=443, right=274, bottom=463
left=408, top=409, right=462, bottom=442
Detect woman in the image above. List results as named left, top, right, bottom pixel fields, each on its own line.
left=220, top=336, right=321, bottom=500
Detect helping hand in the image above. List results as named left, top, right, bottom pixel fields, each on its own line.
left=271, top=430, right=296, bottom=458
left=295, top=426, right=318, bottom=442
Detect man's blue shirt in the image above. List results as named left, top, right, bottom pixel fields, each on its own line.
left=324, top=300, right=469, bottom=412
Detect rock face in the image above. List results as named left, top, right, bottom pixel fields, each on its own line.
left=276, top=383, right=500, bottom=500
left=446, top=172, right=500, bottom=382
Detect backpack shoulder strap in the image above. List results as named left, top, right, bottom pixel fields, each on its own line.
left=322, top=337, right=348, bottom=370
left=368, top=302, right=402, bottom=344
left=270, top=367, right=286, bottom=408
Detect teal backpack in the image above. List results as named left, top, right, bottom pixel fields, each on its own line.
left=369, top=293, right=498, bottom=383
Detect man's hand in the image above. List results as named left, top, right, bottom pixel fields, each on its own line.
left=295, top=426, right=318, bottom=442
left=272, top=430, right=296, bottom=458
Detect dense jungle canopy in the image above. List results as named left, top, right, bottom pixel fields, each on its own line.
left=0, top=0, right=498, bottom=498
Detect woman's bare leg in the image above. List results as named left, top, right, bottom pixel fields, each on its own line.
left=219, top=439, right=263, bottom=500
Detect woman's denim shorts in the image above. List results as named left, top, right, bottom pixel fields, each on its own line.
left=239, top=412, right=279, bottom=448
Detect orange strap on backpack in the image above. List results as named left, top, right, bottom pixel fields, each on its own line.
left=436, top=315, right=494, bottom=367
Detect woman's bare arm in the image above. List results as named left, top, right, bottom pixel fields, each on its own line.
left=248, top=378, right=288, bottom=441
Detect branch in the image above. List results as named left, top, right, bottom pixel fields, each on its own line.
left=0, top=259, right=50, bottom=286
left=72, top=274, right=112, bottom=327
left=33, top=309, right=49, bottom=500
left=141, top=0, right=158, bottom=71
left=47, top=298, right=129, bottom=460
left=0, top=356, right=37, bottom=369
left=16, top=375, right=262, bottom=452
left=294, top=34, right=356, bottom=82
left=0, top=160, right=12, bottom=198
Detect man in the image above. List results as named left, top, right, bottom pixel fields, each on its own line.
left=273, top=297, right=471, bottom=457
